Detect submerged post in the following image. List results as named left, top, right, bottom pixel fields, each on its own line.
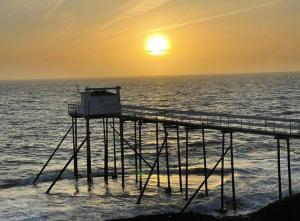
left=165, top=125, right=171, bottom=193
left=202, top=127, right=208, bottom=196
left=112, top=117, right=117, bottom=179
left=72, top=117, right=78, bottom=179
left=177, top=125, right=183, bottom=192
left=276, top=137, right=282, bottom=200
left=286, top=138, right=292, bottom=196
left=134, top=121, right=138, bottom=183
left=86, top=117, right=92, bottom=183
left=120, top=118, right=125, bottom=189
left=138, top=120, right=143, bottom=191
left=156, top=121, right=160, bottom=187
left=221, top=132, right=225, bottom=212
left=104, top=118, right=109, bottom=184
left=230, top=132, right=236, bottom=210
left=185, top=126, right=189, bottom=200
left=136, top=127, right=167, bottom=204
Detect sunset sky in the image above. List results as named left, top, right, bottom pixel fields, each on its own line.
left=0, top=0, right=299, bottom=80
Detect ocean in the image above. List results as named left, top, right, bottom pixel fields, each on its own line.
left=1, top=73, right=300, bottom=221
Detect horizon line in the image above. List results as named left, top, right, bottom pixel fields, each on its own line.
left=0, top=70, right=299, bottom=82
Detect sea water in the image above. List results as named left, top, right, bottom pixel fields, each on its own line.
left=1, top=73, right=300, bottom=220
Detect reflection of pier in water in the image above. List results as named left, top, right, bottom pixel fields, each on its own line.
left=33, top=86, right=300, bottom=213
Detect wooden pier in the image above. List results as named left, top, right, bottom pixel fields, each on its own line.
left=33, top=87, right=300, bottom=213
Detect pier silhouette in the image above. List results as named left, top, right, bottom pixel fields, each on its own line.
left=33, top=86, right=300, bottom=213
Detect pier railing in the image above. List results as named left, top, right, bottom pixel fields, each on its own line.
left=68, top=104, right=83, bottom=116
left=122, top=105, right=300, bottom=137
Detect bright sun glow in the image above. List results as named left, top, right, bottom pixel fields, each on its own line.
left=145, top=35, right=169, bottom=56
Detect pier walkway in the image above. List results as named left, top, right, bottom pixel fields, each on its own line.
left=121, top=105, right=300, bottom=138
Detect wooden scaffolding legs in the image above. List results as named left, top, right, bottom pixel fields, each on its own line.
left=165, top=125, right=171, bottom=193
left=156, top=121, right=160, bottom=187
left=181, top=142, right=232, bottom=214
left=112, top=118, right=118, bottom=179
left=40, top=115, right=296, bottom=214
left=72, top=117, right=78, bottom=180
left=136, top=125, right=168, bottom=204
left=230, top=132, right=236, bottom=210
left=176, top=126, right=183, bottom=192
left=185, top=127, right=189, bottom=200
left=220, top=131, right=236, bottom=212
left=286, top=138, right=292, bottom=197
left=46, top=137, right=87, bottom=194
left=181, top=130, right=236, bottom=213
left=134, top=121, right=138, bottom=183
left=277, top=137, right=282, bottom=200
left=86, top=118, right=92, bottom=183
left=275, top=136, right=292, bottom=200
left=220, top=132, right=225, bottom=212
left=138, top=120, right=143, bottom=191
left=33, top=124, right=73, bottom=184
left=103, top=117, right=109, bottom=184
left=120, top=118, right=125, bottom=190
left=202, top=128, right=208, bottom=196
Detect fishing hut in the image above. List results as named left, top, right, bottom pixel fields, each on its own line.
left=33, top=86, right=300, bottom=214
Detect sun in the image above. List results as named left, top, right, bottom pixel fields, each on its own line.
left=145, top=34, right=170, bottom=56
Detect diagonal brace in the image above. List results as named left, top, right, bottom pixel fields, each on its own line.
left=180, top=145, right=231, bottom=214
left=110, top=124, right=152, bottom=169
left=136, top=131, right=168, bottom=204
left=33, top=124, right=73, bottom=184
left=46, top=137, right=87, bottom=194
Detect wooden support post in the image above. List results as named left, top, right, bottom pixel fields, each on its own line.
left=177, top=125, right=183, bottom=192
left=46, top=138, right=87, bottom=194
left=230, top=132, right=236, bottom=210
left=185, top=126, right=189, bottom=200
left=156, top=121, right=160, bottom=187
left=120, top=118, right=125, bottom=189
left=102, top=118, right=106, bottom=180
left=72, top=118, right=76, bottom=179
left=134, top=121, right=138, bottom=183
left=221, top=132, right=225, bottom=211
left=86, top=118, right=92, bottom=183
left=138, top=120, right=143, bottom=191
left=202, top=127, right=208, bottom=196
left=136, top=131, right=167, bottom=204
left=165, top=125, right=171, bottom=193
left=286, top=138, right=292, bottom=196
left=104, top=118, right=109, bottom=184
left=110, top=124, right=152, bottom=169
left=181, top=145, right=231, bottom=214
left=277, top=137, right=282, bottom=200
left=112, top=117, right=117, bottom=179
left=73, top=117, right=78, bottom=179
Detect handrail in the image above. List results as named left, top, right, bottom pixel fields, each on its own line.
left=122, top=105, right=300, bottom=136
left=68, top=104, right=83, bottom=115
left=122, top=105, right=300, bottom=122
